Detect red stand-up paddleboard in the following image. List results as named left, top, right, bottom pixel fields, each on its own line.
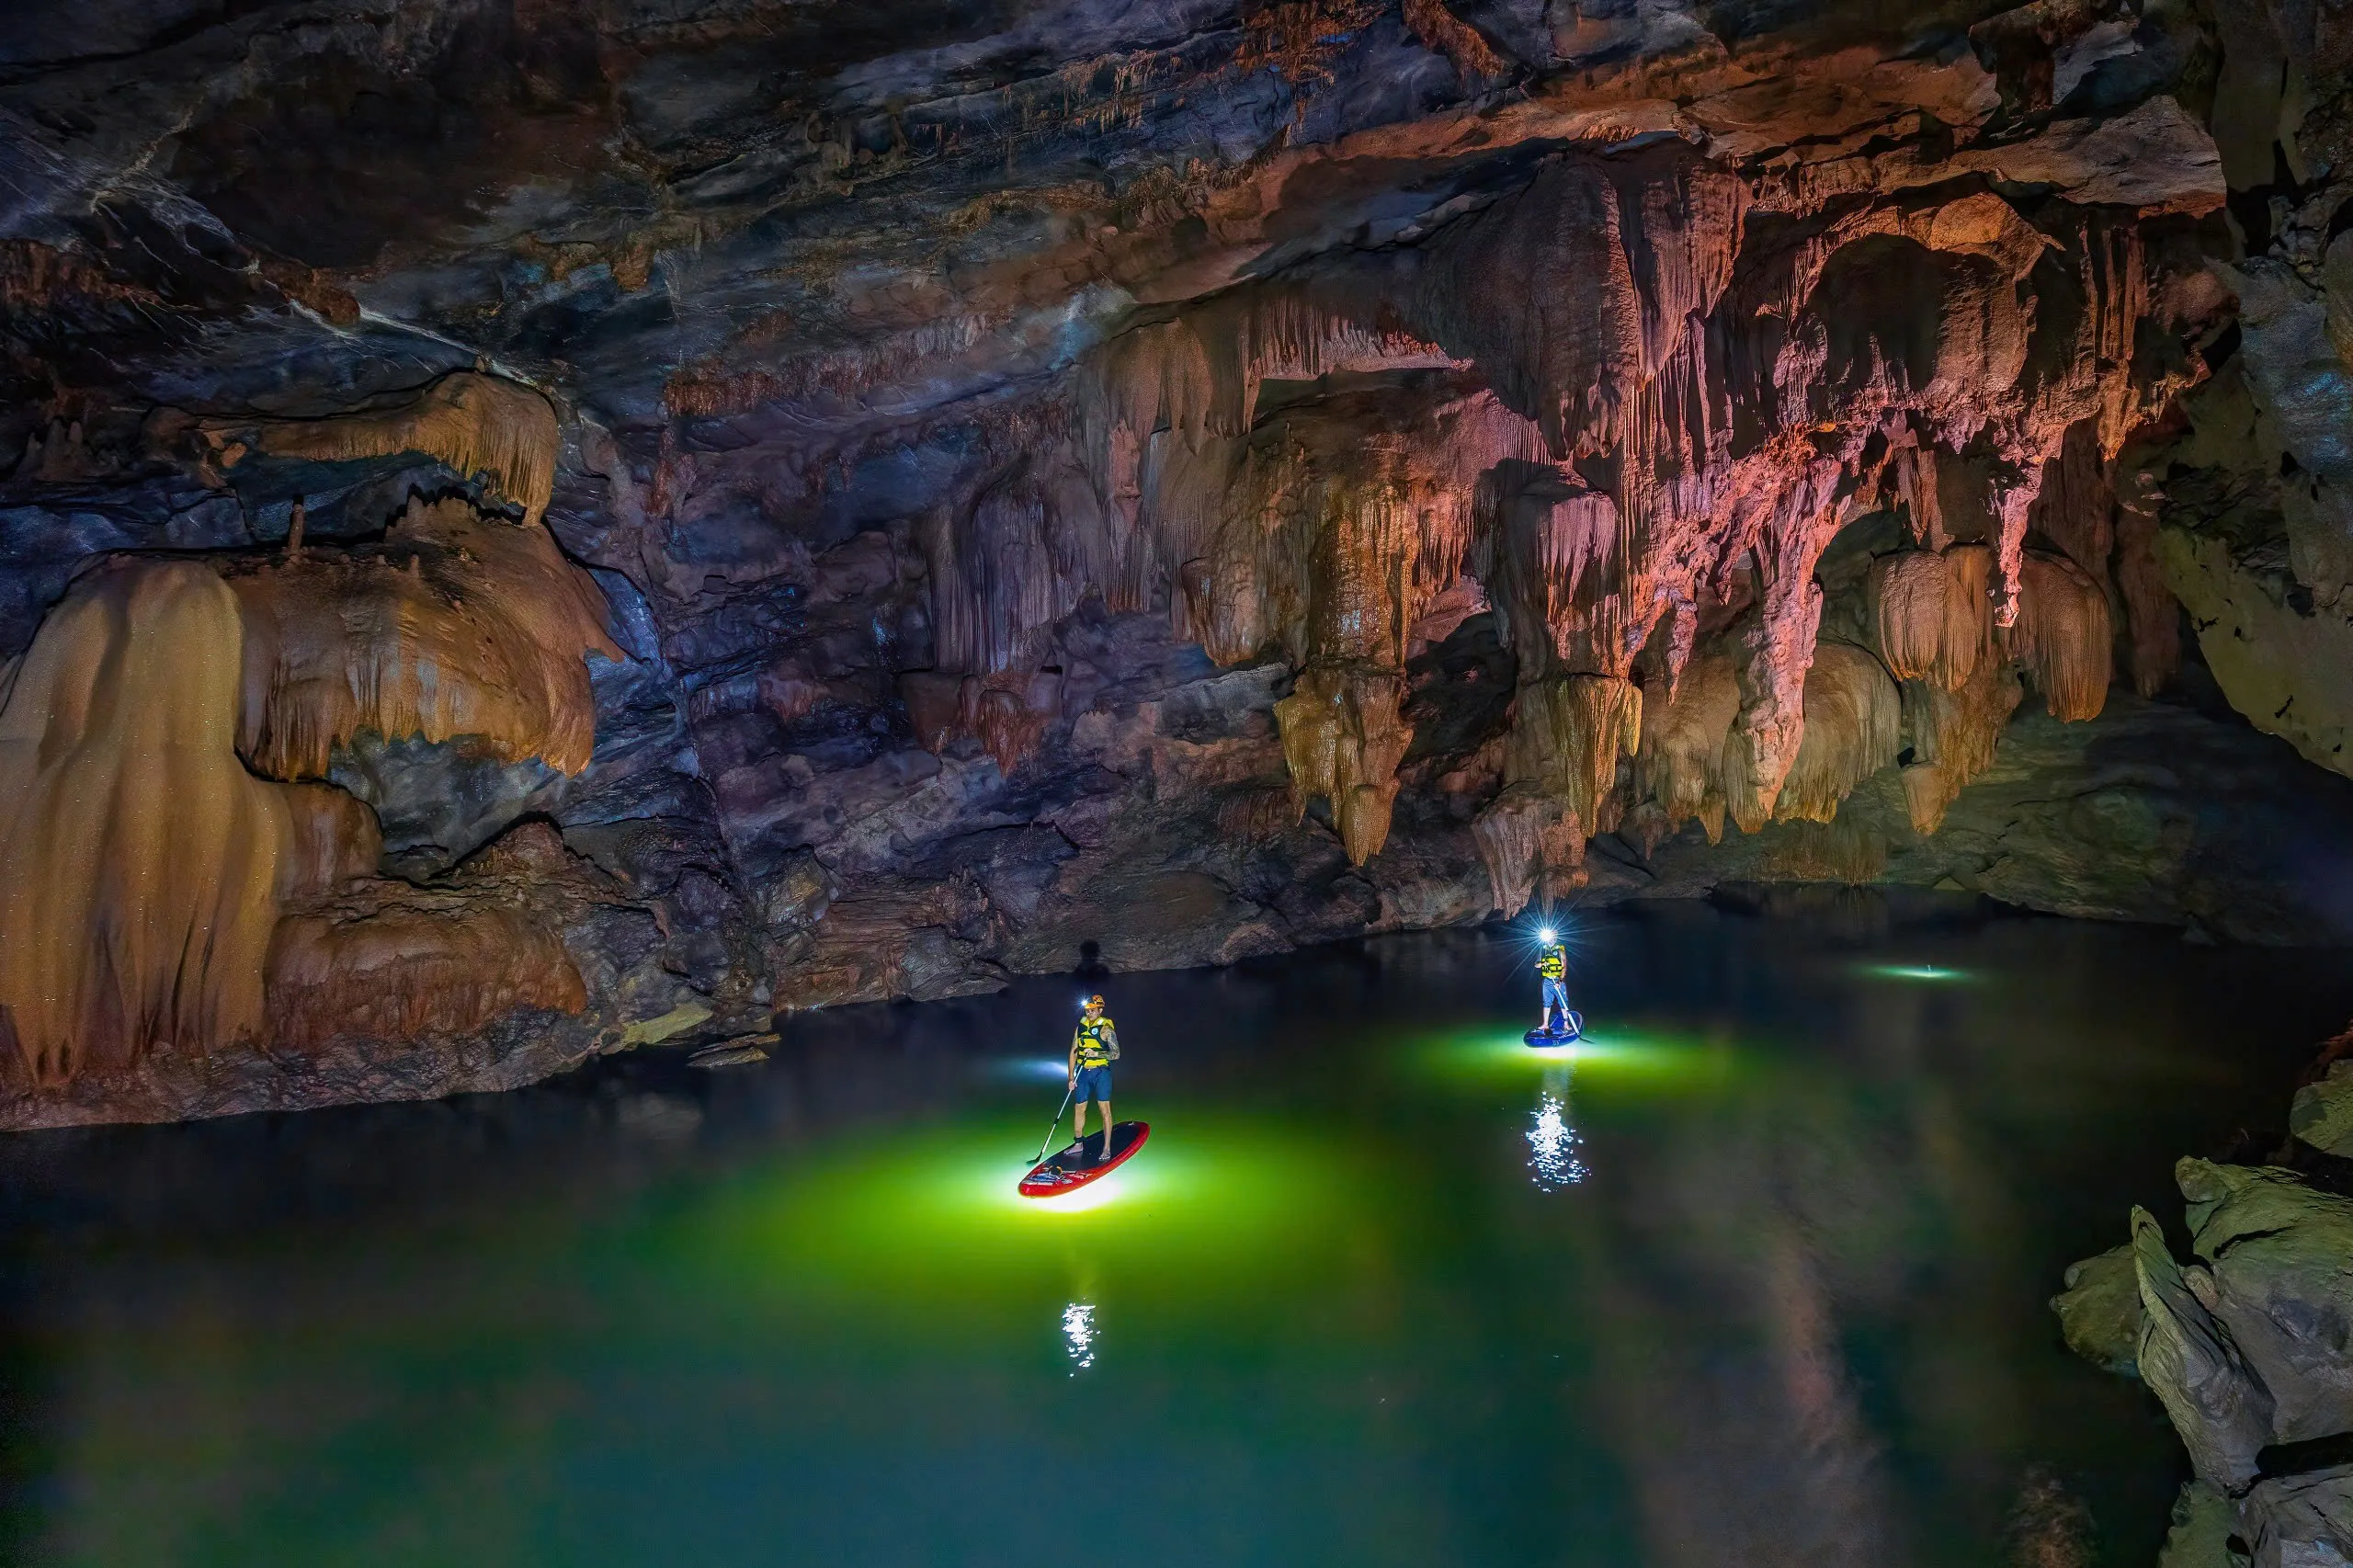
left=1020, top=1120, right=1150, bottom=1199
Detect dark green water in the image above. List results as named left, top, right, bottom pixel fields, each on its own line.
left=3, top=901, right=2351, bottom=1567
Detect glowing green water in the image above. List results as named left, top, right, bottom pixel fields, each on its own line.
left=4, top=908, right=2350, bottom=1566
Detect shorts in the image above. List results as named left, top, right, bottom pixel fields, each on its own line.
left=1541, top=977, right=1570, bottom=1014
left=1072, top=1063, right=1113, bottom=1103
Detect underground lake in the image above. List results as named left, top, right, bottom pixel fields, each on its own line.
left=1, top=903, right=2347, bottom=1567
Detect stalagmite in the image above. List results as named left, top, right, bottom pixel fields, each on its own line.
left=212, top=371, right=562, bottom=526
left=2008, top=551, right=2114, bottom=722
left=0, top=562, right=373, bottom=1085
left=1273, top=662, right=1411, bottom=864
left=1775, top=643, right=1901, bottom=824
left=231, top=497, right=620, bottom=780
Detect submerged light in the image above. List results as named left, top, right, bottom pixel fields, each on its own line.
left=1864, top=963, right=1969, bottom=983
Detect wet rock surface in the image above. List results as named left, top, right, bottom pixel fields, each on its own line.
left=0, top=0, right=2348, bottom=1126
left=2063, top=1031, right=2353, bottom=1567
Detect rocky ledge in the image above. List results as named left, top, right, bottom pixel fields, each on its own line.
left=2057, top=1036, right=2353, bottom=1567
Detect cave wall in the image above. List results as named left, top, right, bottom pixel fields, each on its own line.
left=0, top=0, right=2346, bottom=1124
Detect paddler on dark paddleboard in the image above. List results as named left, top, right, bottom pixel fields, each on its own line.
left=1535, top=928, right=1571, bottom=1031
left=1068, top=994, right=1121, bottom=1161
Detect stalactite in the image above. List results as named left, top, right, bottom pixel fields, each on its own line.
left=1870, top=543, right=1995, bottom=690
left=1631, top=653, right=1739, bottom=847
left=1402, top=0, right=1506, bottom=75
left=925, top=468, right=1094, bottom=676
left=2113, top=470, right=2181, bottom=697
left=1899, top=657, right=2023, bottom=835
left=231, top=496, right=620, bottom=781
left=2009, top=551, right=2114, bottom=721
left=1758, top=819, right=1889, bottom=884
left=1501, top=674, right=1643, bottom=835
left=1774, top=642, right=1902, bottom=824
left=1273, top=661, right=1411, bottom=864
left=2030, top=420, right=2117, bottom=578
left=966, top=669, right=1064, bottom=772
left=0, top=562, right=375, bottom=1086
left=1722, top=466, right=1846, bottom=834
left=1892, top=442, right=1949, bottom=549
left=1045, top=128, right=2192, bottom=875
left=1490, top=488, right=1631, bottom=674
left=1472, top=784, right=1587, bottom=917
left=212, top=371, right=561, bottom=526
left=1415, top=147, right=1746, bottom=462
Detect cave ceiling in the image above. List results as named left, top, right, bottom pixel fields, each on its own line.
left=0, top=0, right=2192, bottom=432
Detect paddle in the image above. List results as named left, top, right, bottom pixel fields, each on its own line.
left=1026, top=1080, right=1076, bottom=1167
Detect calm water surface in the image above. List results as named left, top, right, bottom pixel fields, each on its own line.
left=4, top=901, right=2352, bottom=1567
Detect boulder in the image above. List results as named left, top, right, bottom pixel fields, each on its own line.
left=2179, top=1160, right=2353, bottom=1446
left=2291, top=1062, right=2353, bottom=1158
left=2240, top=1464, right=2353, bottom=1568
left=2155, top=1480, right=2243, bottom=1568
left=2134, top=1204, right=2276, bottom=1491
left=758, top=848, right=837, bottom=931
left=2052, top=1242, right=2143, bottom=1377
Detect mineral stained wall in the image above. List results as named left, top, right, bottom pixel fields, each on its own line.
left=0, top=0, right=2347, bottom=1124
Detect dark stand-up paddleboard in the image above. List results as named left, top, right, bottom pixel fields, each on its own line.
left=1020, top=1120, right=1151, bottom=1199
left=1525, top=1008, right=1584, bottom=1049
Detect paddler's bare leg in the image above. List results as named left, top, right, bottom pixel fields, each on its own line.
left=1097, top=1100, right=1111, bottom=1159
left=1071, top=1094, right=1089, bottom=1152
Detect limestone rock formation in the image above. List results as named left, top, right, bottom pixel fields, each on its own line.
left=2291, top=1061, right=2353, bottom=1159
left=0, top=0, right=2347, bottom=1121
left=2062, top=1036, right=2353, bottom=1565
left=2051, top=1242, right=2142, bottom=1380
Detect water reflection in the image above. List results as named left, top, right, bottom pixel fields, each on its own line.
left=1527, top=1064, right=1588, bottom=1191
left=0, top=913, right=2347, bottom=1566
left=1062, top=1301, right=1099, bottom=1373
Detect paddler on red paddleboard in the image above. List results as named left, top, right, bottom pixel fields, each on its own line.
left=1068, top=994, right=1121, bottom=1160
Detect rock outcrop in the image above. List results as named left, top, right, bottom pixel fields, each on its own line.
left=0, top=0, right=2346, bottom=1122
left=2059, top=1027, right=2353, bottom=1567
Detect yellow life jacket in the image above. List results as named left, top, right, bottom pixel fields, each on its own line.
left=1537, top=947, right=1565, bottom=980
left=1074, top=1016, right=1119, bottom=1068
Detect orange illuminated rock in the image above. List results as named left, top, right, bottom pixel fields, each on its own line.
left=1776, top=644, right=1901, bottom=824
left=0, top=562, right=375, bottom=1085
left=228, top=496, right=620, bottom=781
left=205, top=371, right=561, bottom=526
left=1274, top=661, right=1410, bottom=865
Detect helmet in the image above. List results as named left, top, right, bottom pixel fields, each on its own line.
left=1086, top=994, right=1105, bottom=1007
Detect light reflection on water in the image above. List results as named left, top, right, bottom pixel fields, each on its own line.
left=994, top=1056, right=1074, bottom=1082
left=1062, top=1301, right=1098, bottom=1372
left=1525, top=1091, right=1587, bottom=1191
left=4, top=916, right=2349, bottom=1567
